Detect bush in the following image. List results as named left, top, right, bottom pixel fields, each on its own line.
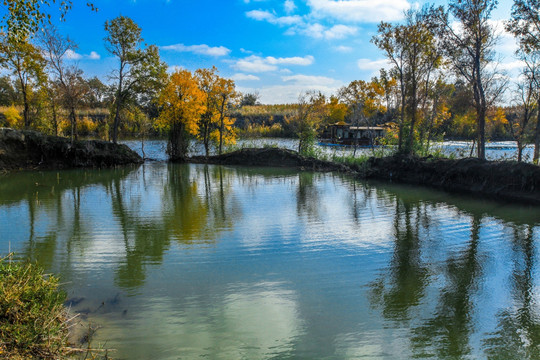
left=0, top=255, right=71, bottom=359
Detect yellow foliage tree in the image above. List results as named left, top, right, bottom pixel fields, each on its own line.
left=195, top=67, right=239, bottom=155
left=155, top=70, right=206, bottom=161
left=4, top=105, right=22, bottom=128
left=325, top=95, right=348, bottom=125
left=214, top=77, right=238, bottom=154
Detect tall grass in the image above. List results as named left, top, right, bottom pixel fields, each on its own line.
left=0, top=255, right=110, bottom=359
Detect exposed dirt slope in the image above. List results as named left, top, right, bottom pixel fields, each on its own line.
left=0, top=128, right=142, bottom=171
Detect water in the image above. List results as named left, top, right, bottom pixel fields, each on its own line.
left=122, top=138, right=537, bottom=163
left=1, top=164, right=540, bottom=359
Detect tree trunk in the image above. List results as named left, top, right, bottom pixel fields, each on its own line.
left=477, top=106, right=486, bottom=160
left=398, top=82, right=406, bottom=152
left=22, top=88, right=30, bottom=129
left=112, top=68, right=124, bottom=144
left=168, top=122, right=188, bottom=161
left=534, top=109, right=540, bottom=165
left=69, top=107, right=78, bottom=144
left=52, top=105, right=58, bottom=136
left=112, top=98, right=121, bottom=144
left=406, top=68, right=418, bottom=154
left=517, top=140, right=523, bottom=162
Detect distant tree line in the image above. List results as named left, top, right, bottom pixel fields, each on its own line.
left=1, top=0, right=540, bottom=163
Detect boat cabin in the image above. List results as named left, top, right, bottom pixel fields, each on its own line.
left=322, top=123, right=387, bottom=146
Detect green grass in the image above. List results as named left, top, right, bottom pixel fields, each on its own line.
left=0, top=255, right=110, bottom=359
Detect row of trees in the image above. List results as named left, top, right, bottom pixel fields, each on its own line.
left=369, top=0, right=540, bottom=163
left=0, top=11, right=242, bottom=160
left=0, top=15, right=168, bottom=144
left=1, top=0, right=540, bottom=163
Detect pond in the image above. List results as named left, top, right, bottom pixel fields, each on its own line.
left=123, top=138, right=537, bottom=163
left=1, top=163, right=540, bottom=359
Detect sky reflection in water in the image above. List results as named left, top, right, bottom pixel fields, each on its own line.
left=1, top=163, right=540, bottom=359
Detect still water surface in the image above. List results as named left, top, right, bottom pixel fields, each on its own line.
left=1, top=163, right=540, bottom=359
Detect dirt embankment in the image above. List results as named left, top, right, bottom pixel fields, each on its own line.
left=0, top=128, right=142, bottom=171
left=190, top=147, right=352, bottom=172
left=190, top=147, right=540, bottom=205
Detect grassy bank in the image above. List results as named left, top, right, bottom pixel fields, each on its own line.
left=0, top=255, right=109, bottom=359
left=189, top=147, right=540, bottom=205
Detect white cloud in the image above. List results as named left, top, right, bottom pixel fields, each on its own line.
left=233, top=55, right=314, bottom=73
left=246, top=9, right=358, bottom=40
left=282, top=74, right=342, bottom=87
left=88, top=51, right=100, bottom=60
left=64, top=49, right=100, bottom=60
left=316, top=24, right=358, bottom=40
left=246, top=10, right=303, bottom=26
left=284, top=0, right=296, bottom=14
left=65, top=49, right=82, bottom=60
left=357, top=58, right=391, bottom=71
left=267, top=55, right=314, bottom=65
left=335, top=45, right=353, bottom=53
left=307, top=0, right=411, bottom=22
left=235, top=56, right=279, bottom=73
left=161, top=43, right=231, bottom=57
left=232, top=73, right=261, bottom=81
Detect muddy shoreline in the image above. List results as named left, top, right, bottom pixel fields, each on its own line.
left=189, top=147, right=540, bottom=205
left=0, top=128, right=142, bottom=171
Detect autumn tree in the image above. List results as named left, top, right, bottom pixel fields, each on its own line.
left=42, top=79, right=62, bottom=136
left=104, top=16, right=167, bottom=143
left=155, top=70, right=206, bottom=161
left=0, top=75, right=17, bottom=106
left=373, top=68, right=399, bottom=121
left=288, top=91, right=327, bottom=155
left=84, top=76, right=109, bottom=108
left=372, top=21, right=407, bottom=150
left=373, top=6, right=442, bottom=154
left=507, top=0, right=540, bottom=163
left=214, top=77, right=238, bottom=155
left=40, top=26, right=87, bottom=142
left=195, top=67, right=219, bottom=157
left=240, top=92, right=260, bottom=107
left=507, top=70, right=538, bottom=162
left=339, top=79, right=386, bottom=123
left=418, top=77, right=453, bottom=151
left=436, top=0, right=505, bottom=160
left=0, top=35, right=45, bottom=129
left=325, top=95, right=348, bottom=125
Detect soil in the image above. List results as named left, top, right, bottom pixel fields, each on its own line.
left=189, top=147, right=540, bottom=205
left=0, top=128, right=143, bottom=171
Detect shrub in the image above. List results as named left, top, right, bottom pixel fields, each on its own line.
left=0, top=255, right=71, bottom=359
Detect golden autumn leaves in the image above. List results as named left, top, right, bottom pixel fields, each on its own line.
left=156, top=67, right=238, bottom=160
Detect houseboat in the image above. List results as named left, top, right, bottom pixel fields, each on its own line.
left=320, top=122, right=387, bottom=146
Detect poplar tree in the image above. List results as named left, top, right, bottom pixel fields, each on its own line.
left=104, top=16, right=166, bottom=143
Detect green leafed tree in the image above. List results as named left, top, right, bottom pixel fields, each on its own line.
left=40, top=25, right=88, bottom=142
left=104, top=15, right=167, bottom=143
left=0, top=0, right=96, bottom=40
left=372, top=6, right=443, bottom=154
left=289, top=91, right=328, bottom=155
left=436, top=0, right=505, bottom=160
left=506, top=0, right=540, bottom=164
left=0, top=35, right=45, bottom=129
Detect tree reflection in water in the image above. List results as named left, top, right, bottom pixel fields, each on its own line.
left=484, top=224, right=540, bottom=359
left=1, top=165, right=540, bottom=358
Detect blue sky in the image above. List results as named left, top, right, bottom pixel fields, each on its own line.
left=41, top=0, right=516, bottom=104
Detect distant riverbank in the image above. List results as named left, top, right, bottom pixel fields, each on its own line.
left=190, top=147, right=540, bottom=205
